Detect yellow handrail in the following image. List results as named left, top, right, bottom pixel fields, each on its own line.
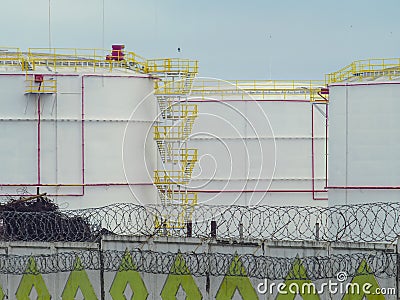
left=154, top=123, right=194, bottom=140
left=154, top=170, right=191, bottom=185
left=27, top=47, right=148, bottom=73
left=146, top=58, right=198, bottom=74
left=0, top=47, right=23, bottom=68
left=326, top=58, right=400, bottom=83
left=0, top=46, right=199, bottom=77
left=156, top=190, right=197, bottom=203
left=25, top=75, right=57, bottom=94
left=191, top=79, right=325, bottom=91
left=0, top=47, right=22, bottom=57
left=190, top=79, right=328, bottom=101
left=164, top=104, right=198, bottom=118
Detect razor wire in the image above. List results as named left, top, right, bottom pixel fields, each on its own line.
left=1, top=202, right=400, bottom=243
left=0, top=249, right=396, bottom=280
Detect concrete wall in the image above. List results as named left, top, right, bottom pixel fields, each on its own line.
left=0, top=240, right=100, bottom=299
left=0, top=236, right=396, bottom=299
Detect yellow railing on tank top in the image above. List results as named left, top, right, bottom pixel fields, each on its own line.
left=190, top=79, right=328, bottom=102
left=326, top=58, right=400, bottom=83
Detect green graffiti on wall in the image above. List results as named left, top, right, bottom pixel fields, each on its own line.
left=110, top=249, right=149, bottom=300
left=0, top=283, right=5, bottom=300
left=276, top=256, right=320, bottom=300
left=6, top=251, right=391, bottom=300
left=15, top=257, right=51, bottom=300
left=342, top=259, right=386, bottom=300
left=215, top=254, right=259, bottom=300
left=62, top=256, right=98, bottom=300
left=274, top=257, right=388, bottom=300
left=161, top=252, right=202, bottom=300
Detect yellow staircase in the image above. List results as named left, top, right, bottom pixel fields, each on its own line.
left=148, top=58, right=199, bottom=230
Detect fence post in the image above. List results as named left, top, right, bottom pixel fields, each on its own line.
left=186, top=222, right=192, bottom=238
left=162, top=219, right=167, bottom=236
left=211, top=220, right=217, bottom=238
left=99, top=239, right=105, bottom=300
left=239, top=223, right=243, bottom=240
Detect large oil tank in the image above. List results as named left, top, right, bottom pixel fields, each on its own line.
left=0, top=48, right=158, bottom=209
left=0, top=48, right=330, bottom=209
left=187, top=79, right=328, bottom=207
left=327, top=59, right=400, bottom=205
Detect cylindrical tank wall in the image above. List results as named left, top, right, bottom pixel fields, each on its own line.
left=185, top=93, right=327, bottom=207
left=0, top=73, right=158, bottom=208
left=0, top=72, right=328, bottom=208
left=328, top=81, right=400, bottom=205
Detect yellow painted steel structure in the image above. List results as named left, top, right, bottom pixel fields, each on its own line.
left=148, top=59, right=198, bottom=97
left=147, top=58, right=198, bottom=74
left=25, top=75, right=57, bottom=94
left=326, top=58, right=400, bottom=83
left=26, top=48, right=147, bottom=73
left=1, top=46, right=399, bottom=88
left=190, top=79, right=329, bottom=102
left=154, top=106, right=198, bottom=229
left=0, top=47, right=148, bottom=73
left=151, top=60, right=199, bottom=228
left=0, top=47, right=23, bottom=68
left=153, top=118, right=197, bottom=141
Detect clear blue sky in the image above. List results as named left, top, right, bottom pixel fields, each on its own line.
left=2, top=0, right=399, bottom=79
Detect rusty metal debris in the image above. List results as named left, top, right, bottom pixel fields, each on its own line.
left=0, top=194, right=95, bottom=242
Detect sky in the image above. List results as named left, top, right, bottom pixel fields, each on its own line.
left=1, top=0, right=399, bottom=80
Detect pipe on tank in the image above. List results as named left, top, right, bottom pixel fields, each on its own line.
left=81, top=76, right=85, bottom=195
left=327, top=186, right=400, bottom=190
left=37, top=92, right=41, bottom=186
left=315, top=91, right=329, bottom=190
left=325, top=103, right=328, bottom=189
left=311, top=104, right=328, bottom=200
left=0, top=182, right=154, bottom=197
left=188, top=99, right=312, bottom=103
left=183, top=189, right=329, bottom=193
left=0, top=183, right=153, bottom=187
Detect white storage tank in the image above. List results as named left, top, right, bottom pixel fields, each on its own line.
left=327, top=59, right=400, bottom=205
left=188, top=79, right=328, bottom=207
left=0, top=48, right=158, bottom=209
left=0, top=47, right=330, bottom=209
